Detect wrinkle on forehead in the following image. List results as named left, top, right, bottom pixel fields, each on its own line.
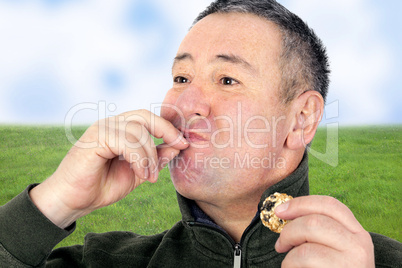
left=177, top=12, right=282, bottom=69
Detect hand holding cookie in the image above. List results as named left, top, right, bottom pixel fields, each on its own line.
left=273, top=195, right=374, bottom=267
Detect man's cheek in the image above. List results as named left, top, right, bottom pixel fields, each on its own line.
left=211, top=117, right=235, bottom=149
left=160, top=107, right=172, bottom=122
left=242, top=116, right=271, bottom=149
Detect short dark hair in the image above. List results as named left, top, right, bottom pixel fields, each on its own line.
left=194, top=0, right=330, bottom=104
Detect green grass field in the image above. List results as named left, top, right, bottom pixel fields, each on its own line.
left=0, top=125, right=401, bottom=248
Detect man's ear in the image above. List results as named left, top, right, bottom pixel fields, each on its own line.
left=285, top=91, right=324, bottom=150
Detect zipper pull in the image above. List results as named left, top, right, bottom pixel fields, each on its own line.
left=233, top=243, right=241, bottom=268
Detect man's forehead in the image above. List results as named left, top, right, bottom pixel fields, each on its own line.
left=188, top=12, right=282, bottom=43
left=172, top=52, right=258, bottom=75
left=174, top=12, right=282, bottom=68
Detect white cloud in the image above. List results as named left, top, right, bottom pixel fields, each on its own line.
left=0, top=0, right=139, bottom=123
left=0, top=0, right=212, bottom=124
left=0, top=0, right=398, bottom=125
left=282, top=0, right=395, bottom=125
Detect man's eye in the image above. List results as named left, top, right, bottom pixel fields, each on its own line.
left=174, top=76, right=189, bottom=83
left=220, top=77, right=239, bottom=86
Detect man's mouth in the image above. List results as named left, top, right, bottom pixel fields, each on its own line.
left=179, top=128, right=210, bottom=144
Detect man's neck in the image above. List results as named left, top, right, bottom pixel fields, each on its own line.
left=194, top=152, right=305, bottom=242
left=196, top=196, right=261, bottom=242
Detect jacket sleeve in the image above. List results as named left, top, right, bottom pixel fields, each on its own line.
left=0, top=184, right=77, bottom=267
left=370, top=232, right=402, bottom=268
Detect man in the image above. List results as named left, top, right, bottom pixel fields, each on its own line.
left=0, top=0, right=400, bottom=267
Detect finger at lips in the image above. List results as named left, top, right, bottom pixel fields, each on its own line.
left=132, top=110, right=189, bottom=150
left=120, top=111, right=187, bottom=182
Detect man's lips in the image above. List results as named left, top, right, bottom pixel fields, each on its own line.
left=179, top=128, right=210, bottom=143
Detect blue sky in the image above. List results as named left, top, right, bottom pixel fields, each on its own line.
left=0, top=0, right=400, bottom=125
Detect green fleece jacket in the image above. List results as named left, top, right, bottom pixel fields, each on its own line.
left=0, top=155, right=401, bottom=267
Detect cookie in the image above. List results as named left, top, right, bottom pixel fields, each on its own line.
left=260, top=192, right=293, bottom=233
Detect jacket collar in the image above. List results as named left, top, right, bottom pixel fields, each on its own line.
left=258, top=151, right=309, bottom=209
left=176, top=151, right=309, bottom=223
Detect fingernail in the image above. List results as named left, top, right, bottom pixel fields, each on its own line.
left=180, top=135, right=188, bottom=144
left=144, top=168, right=149, bottom=179
left=275, top=202, right=289, bottom=214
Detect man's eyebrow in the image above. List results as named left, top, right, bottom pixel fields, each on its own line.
left=172, top=53, right=193, bottom=68
left=172, top=53, right=258, bottom=75
left=214, top=54, right=257, bottom=74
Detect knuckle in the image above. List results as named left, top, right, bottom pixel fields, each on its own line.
left=296, top=243, right=311, bottom=259
left=322, top=195, right=349, bottom=212
left=325, top=195, right=341, bottom=207
left=119, top=110, right=149, bottom=124
left=305, top=214, right=323, bottom=229
left=138, top=126, right=151, bottom=143
left=135, top=109, right=151, bottom=122
left=137, top=109, right=149, bottom=115
left=282, top=244, right=310, bottom=267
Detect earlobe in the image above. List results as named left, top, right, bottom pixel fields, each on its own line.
left=286, top=91, right=324, bottom=150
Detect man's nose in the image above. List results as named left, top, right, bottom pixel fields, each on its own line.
left=174, top=84, right=211, bottom=120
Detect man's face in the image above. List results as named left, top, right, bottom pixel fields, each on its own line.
left=161, top=13, right=291, bottom=203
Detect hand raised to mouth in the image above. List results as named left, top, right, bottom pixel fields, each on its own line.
left=29, top=109, right=189, bottom=229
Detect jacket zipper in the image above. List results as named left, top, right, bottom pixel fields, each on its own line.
left=187, top=216, right=259, bottom=268
left=233, top=243, right=242, bottom=268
